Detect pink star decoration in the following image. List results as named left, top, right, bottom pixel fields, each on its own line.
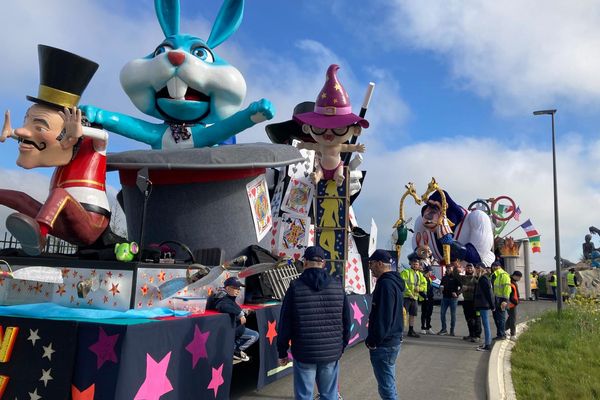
left=207, top=363, right=224, bottom=398
left=185, top=325, right=210, bottom=368
left=89, top=327, right=120, bottom=369
left=351, top=301, right=364, bottom=325
left=134, top=352, right=174, bottom=400
left=266, top=320, right=277, bottom=345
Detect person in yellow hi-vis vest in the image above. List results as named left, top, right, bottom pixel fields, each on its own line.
left=401, top=258, right=423, bottom=338
left=566, top=268, right=579, bottom=299
left=491, top=261, right=511, bottom=340
left=529, top=270, right=539, bottom=301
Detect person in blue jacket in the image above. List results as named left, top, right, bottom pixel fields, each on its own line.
left=277, top=246, right=351, bottom=400
left=365, top=249, right=406, bottom=400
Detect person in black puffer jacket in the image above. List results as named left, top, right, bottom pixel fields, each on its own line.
left=277, top=246, right=351, bottom=400
left=206, top=276, right=259, bottom=362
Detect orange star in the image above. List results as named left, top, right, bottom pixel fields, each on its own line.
left=110, top=283, right=120, bottom=296
left=140, top=284, right=148, bottom=297
left=72, top=383, right=95, bottom=400
left=149, top=276, right=155, bottom=284
left=158, top=271, right=166, bottom=282
left=266, top=320, right=278, bottom=345
left=56, top=284, right=66, bottom=296
left=87, top=298, right=94, bottom=305
left=61, top=268, right=70, bottom=278
left=106, top=271, right=113, bottom=278
left=33, top=283, right=43, bottom=293
left=90, top=270, right=97, bottom=277
left=103, top=296, right=109, bottom=304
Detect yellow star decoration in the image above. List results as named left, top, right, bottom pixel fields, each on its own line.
left=332, top=98, right=338, bottom=104
left=321, top=92, right=327, bottom=99
left=334, top=82, right=342, bottom=91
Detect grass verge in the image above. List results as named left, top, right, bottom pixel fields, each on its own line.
left=511, top=297, right=600, bottom=399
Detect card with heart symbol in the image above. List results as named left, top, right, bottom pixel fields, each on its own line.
left=345, top=233, right=366, bottom=294
left=246, top=175, right=272, bottom=241
left=280, top=176, right=314, bottom=217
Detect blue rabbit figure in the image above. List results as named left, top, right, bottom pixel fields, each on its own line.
left=81, top=0, right=275, bottom=149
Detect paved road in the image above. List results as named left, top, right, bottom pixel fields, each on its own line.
left=231, top=300, right=554, bottom=400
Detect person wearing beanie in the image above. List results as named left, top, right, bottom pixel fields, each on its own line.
left=410, top=190, right=494, bottom=267
left=506, top=271, right=523, bottom=340
left=206, top=276, right=259, bottom=362
left=277, top=246, right=351, bottom=400
left=294, top=64, right=369, bottom=187
left=365, top=249, right=405, bottom=400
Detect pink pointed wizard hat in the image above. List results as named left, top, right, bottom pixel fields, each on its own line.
left=294, top=64, right=369, bottom=129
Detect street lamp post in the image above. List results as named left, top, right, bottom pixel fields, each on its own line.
left=533, top=109, right=562, bottom=313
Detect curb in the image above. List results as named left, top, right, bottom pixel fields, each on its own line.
left=486, top=319, right=537, bottom=400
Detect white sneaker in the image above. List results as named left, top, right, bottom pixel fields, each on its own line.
left=420, top=330, right=428, bottom=335
left=426, top=329, right=435, bottom=335
left=510, top=335, right=517, bottom=341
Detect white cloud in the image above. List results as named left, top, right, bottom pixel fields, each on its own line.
left=355, top=135, right=600, bottom=271
left=382, top=0, right=600, bottom=114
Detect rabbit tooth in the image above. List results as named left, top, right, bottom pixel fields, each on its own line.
left=166, top=77, right=188, bottom=100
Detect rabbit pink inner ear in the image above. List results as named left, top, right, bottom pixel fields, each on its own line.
left=207, top=0, right=244, bottom=48
left=155, top=0, right=180, bottom=37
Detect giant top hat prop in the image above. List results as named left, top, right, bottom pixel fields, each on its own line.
left=27, top=44, right=99, bottom=109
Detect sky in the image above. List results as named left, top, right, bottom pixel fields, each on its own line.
left=1, top=0, right=600, bottom=271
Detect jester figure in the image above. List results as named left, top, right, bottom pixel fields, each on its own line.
left=412, top=190, right=495, bottom=267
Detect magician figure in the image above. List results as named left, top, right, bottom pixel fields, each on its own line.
left=0, top=45, right=110, bottom=256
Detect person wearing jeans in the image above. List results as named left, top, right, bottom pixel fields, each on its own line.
left=473, top=263, right=495, bottom=351
left=439, top=264, right=461, bottom=336
left=277, top=246, right=351, bottom=400
left=294, top=360, right=340, bottom=399
left=365, top=249, right=406, bottom=400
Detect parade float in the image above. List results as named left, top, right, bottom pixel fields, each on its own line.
left=0, top=1, right=374, bottom=398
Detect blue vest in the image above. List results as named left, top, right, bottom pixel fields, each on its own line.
left=289, top=276, right=345, bottom=363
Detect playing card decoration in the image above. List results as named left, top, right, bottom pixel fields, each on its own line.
left=246, top=175, right=272, bottom=241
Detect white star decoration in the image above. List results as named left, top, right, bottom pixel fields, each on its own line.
left=28, top=388, right=41, bottom=400
left=27, top=329, right=40, bottom=347
left=42, top=343, right=55, bottom=360
left=39, top=368, right=53, bottom=387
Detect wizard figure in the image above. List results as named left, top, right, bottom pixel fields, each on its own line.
left=0, top=45, right=110, bottom=256
left=293, top=64, right=369, bottom=186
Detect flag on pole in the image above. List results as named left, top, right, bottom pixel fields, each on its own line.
left=496, top=204, right=507, bottom=215
left=520, top=219, right=539, bottom=237
left=529, top=235, right=541, bottom=253
left=513, top=206, right=521, bottom=221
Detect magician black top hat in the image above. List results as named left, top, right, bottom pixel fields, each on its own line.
left=265, top=101, right=317, bottom=145
left=26, top=45, right=99, bottom=109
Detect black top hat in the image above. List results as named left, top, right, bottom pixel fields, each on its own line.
left=27, top=45, right=99, bottom=109
left=265, top=101, right=317, bottom=144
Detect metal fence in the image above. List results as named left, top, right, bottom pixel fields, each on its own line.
left=0, top=231, right=78, bottom=255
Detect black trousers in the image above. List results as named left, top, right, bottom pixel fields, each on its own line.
left=506, top=307, right=517, bottom=336
left=420, top=299, right=434, bottom=330
left=462, top=300, right=482, bottom=338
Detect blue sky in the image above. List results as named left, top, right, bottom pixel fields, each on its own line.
left=2, top=0, right=600, bottom=270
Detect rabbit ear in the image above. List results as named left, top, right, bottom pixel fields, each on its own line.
left=207, top=0, right=244, bottom=48
left=155, top=0, right=180, bottom=37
